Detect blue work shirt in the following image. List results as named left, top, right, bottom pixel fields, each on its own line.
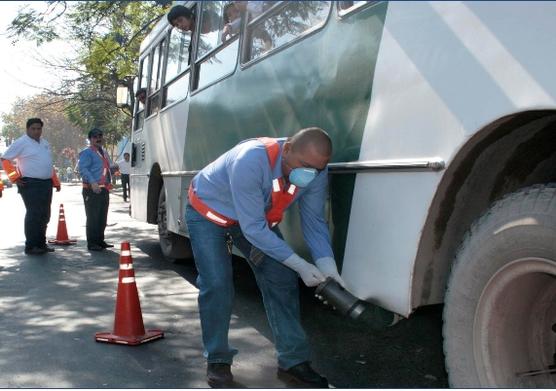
left=78, top=146, right=113, bottom=185
left=191, top=138, right=334, bottom=263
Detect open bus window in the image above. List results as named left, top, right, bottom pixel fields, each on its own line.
left=196, top=1, right=226, bottom=60
left=134, top=58, right=148, bottom=131
left=166, top=28, right=191, bottom=80
left=164, top=28, right=191, bottom=107
left=246, top=1, right=331, bottom=62
left=147, top=39, right=166, bottom=117
left=194, top=1, right=241, bottom=90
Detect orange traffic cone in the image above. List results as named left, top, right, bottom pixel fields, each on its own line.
left=48, top=204, right=77, bottom=245
left=95, top=242, right=164, bottom=345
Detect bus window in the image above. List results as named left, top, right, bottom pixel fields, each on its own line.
left=245, top=1, right=331, bottom=62
left=147, top=39, right=166, bottom=117
left=134, top=57, right=148, bottom=131
left=166, top=29, right=191, bottom=80
left=196, top=1, right=226, bottom=60
left=164, top=28, right=191, bottom=107
left=194, top=1, right=240, bottom=90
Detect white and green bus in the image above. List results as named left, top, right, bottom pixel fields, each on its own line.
left=125, top=1, right=556, bottom=387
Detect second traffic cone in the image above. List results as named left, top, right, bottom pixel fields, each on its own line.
left=95, top=242, right=164, bottom=345
left=48, top=204, right=77, bottom=245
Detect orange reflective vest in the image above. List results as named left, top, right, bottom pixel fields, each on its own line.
left=189, top=137, right=298, bottom=228
left=3, top=159, right=60, bottom=189
left=51, top=169, right=61, bottom=188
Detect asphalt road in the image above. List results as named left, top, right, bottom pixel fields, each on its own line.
left=0, top=183, right=448, bottom=388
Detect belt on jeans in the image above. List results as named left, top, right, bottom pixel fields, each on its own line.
left=82, top=183, right=108, bottom=189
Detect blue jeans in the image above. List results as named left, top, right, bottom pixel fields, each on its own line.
left=185, top=204, right=311, bottom=369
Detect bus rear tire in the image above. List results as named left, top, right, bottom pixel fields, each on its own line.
left=443, top=184, right=556, bottom=387
left=157, top=187, right=192, bottom=261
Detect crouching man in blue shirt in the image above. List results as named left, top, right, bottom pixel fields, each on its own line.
left=185, top=127, right=344, bottom=388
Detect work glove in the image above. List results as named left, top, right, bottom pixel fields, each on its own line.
left=283, top=254, right=326, bottom=287
left=315, top=257, right=346, bottom=288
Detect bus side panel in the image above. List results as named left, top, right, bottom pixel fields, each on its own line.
left=342, top=1, right=556, bottom=315
left=184, top=2, right=388, bottom=261
left=158, top=99, right=190, bottom=234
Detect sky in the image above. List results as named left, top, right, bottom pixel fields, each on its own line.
left=0, top=2, right=74, bottom=131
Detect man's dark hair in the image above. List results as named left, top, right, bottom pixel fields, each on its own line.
left=135, top=88, right=146, bottom=98
left=290, top=127, right=332, bottom=156
left=26, top=118, right=44, bottom=129
left=167, top=5, right=193, bottom=24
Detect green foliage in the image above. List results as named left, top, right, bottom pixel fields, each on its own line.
left=7, top=1, right=169, bottom=145
left=1, top=95, right=84, bottom=166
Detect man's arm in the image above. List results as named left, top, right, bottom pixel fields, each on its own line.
left=228, top=149, right=326, bottom=287
left=298, top=168, right=345, bottom=286
left=77, top=151, right=95, bottom=184
left=229, top=150, right=295, bottom=262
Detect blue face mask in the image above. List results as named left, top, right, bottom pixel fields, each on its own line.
left=289, top=167, right=318, bottom=188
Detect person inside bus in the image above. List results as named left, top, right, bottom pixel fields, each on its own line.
left=135, top=88, right=146, bottom=106
left=221, top=2, right=240, bottom=42
left=223, top=1, right=272, bottom=50
left=167, top=4, right=219, bottom=34
left=185, top=127, right=342, bottom=388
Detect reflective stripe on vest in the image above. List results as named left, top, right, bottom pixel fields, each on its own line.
left=189, top=137, right=298, bottom=227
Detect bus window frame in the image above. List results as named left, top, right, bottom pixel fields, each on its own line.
left=161, top=26, right=193, bottom=111
left=240, top=1, right=333, bottom=69
left=145, top=37, right=168, bottom=120
left=190, top=1, right=241, bottom=94
left=337, top=1, right=379, bottom=18
left=134, top=56, right=149, bottom=132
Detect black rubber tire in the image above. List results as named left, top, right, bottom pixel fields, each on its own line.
left=157, top=186, right=192, bottom=261
left=443, top=184, right=556, bottom=387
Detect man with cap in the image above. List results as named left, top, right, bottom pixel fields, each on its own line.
left=78, top=128, right=115, bottom=251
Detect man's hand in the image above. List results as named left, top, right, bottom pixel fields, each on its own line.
left=55, top=185, right=61, bottom=192
left=91, top=183, right=101, bottom=194
left=283, top=254, right=326, bottom=287
left=315, top=257, right=346, bottom=288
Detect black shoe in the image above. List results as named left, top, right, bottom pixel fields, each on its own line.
left=42, top=245, right=55, bottom=252
left=207, top=363, right=233, bottom=388
left=100, top=242, right=114, bottom=248
left=24, top=247, right=47, bottom=255
left=88, top=244, right=104, bottom=251
left=278, top=362, right=329, bottom=388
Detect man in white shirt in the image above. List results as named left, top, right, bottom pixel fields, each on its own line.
left=116, top=152, right=131, bottom=202
left=1, top=118, right=60, bottom=255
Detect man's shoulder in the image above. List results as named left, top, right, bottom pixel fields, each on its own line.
left=78, top=148, right=92, bottom=158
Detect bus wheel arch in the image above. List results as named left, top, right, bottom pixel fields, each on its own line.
left=157, top=186, right=193, bottom=261
left=147, top=164, right=163, bottom=225
left=412, top=109, right=556, bottom=309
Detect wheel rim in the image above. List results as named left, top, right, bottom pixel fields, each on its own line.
left=474, top=257, right=556, bottom=387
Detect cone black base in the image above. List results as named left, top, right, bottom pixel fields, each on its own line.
left=48, top=239, right=77, bottom=245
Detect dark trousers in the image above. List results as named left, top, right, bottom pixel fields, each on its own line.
left=82, top=188, right=109, bottom=246
left=18, top=178, right=53, bottom=249
left=121, top=174, right=130, bottom=201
